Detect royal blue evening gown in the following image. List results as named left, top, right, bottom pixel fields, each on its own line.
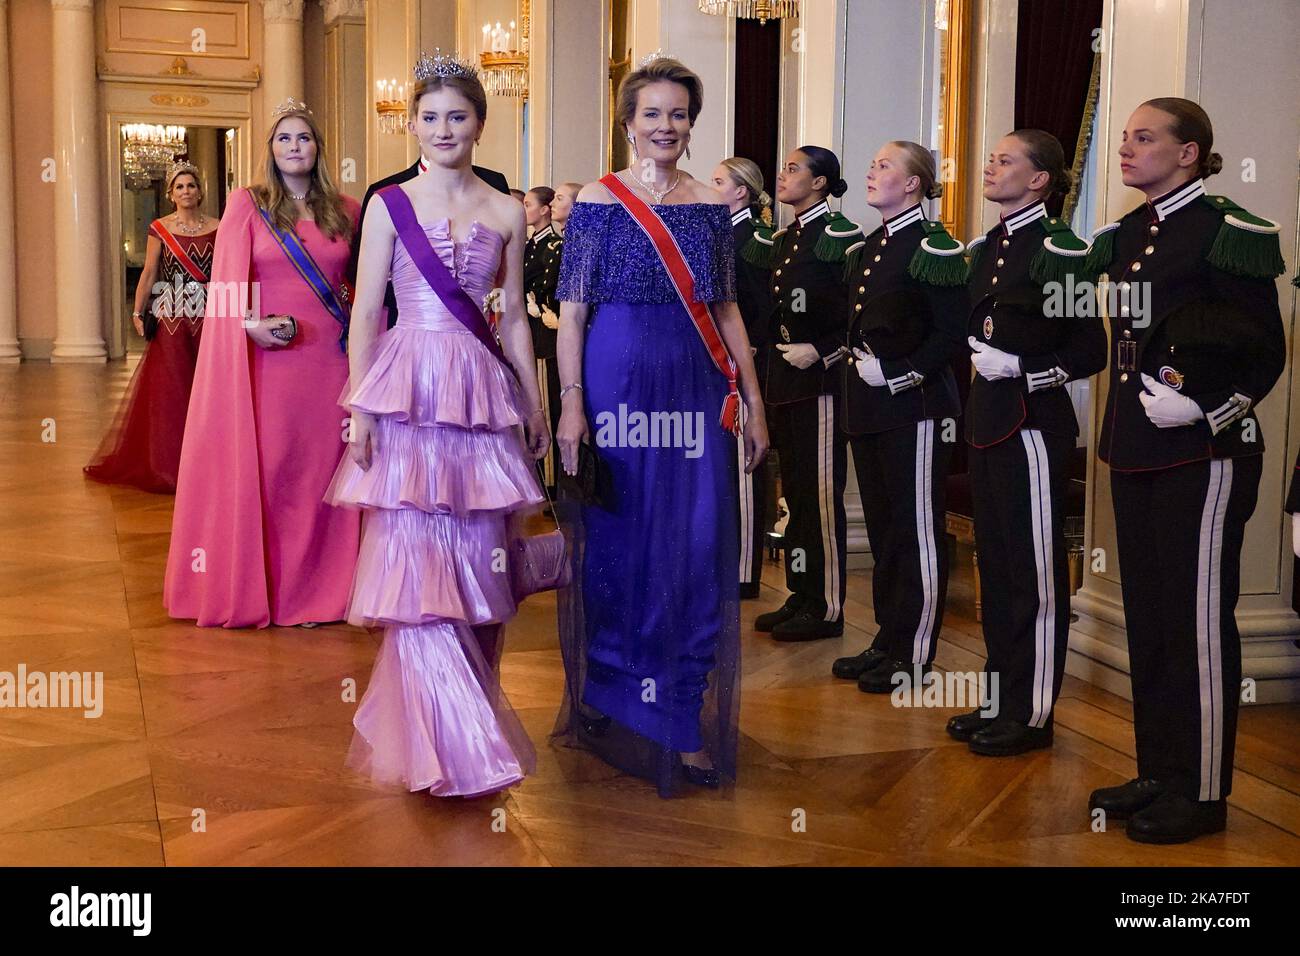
left=552, top=199, right=741, bottom=797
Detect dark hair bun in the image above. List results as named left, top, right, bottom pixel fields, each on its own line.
left=830, top=178, right=848, bottom=198
left=1204, top=151, right=1224, bottom=177
left=926, top=182, right=944, bottom=200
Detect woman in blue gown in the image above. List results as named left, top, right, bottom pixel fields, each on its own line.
left=551, top=55, right=768, bottom=797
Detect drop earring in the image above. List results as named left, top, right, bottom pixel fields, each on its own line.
left=628, top=133, right=638, bottom=163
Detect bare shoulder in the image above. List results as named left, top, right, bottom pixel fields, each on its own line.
left=577, top=179, right=616, bottom=204
left=680, top=175, right=725, bottom=206
left=483, top=185, right=526, bottom=235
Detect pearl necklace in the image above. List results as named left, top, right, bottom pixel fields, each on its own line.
left=627, top=169, right=680, bottom=205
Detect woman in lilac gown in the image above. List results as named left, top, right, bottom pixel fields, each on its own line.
left=552, top=56, right=768, bottom=796
left=326, top=54, right=550, bottom=798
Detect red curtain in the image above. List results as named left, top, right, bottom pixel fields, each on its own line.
left=1014, top=0, right=1104, bottom=215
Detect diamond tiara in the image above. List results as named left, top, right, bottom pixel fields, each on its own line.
left=271, top=97, right=313, bottom=118
left=413, top=48, right=478, bottom=82
left=637, top=49, right=677, bottom=69
left=165, top=160, right=200, bottom=184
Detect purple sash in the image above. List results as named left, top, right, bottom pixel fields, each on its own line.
left=376, top=185, right=515, bottom=377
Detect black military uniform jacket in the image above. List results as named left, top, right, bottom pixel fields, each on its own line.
left=965, top=200, right=1107, bottom=448
left=732, top=207, right=773, bottom=372
left=1089, top=178, right=1286, bottom=472
left=523, top=223, right=563, bottom=360
left=758, top=198, right=860, bottom=405
left=841, top=204, right=967, bottom=435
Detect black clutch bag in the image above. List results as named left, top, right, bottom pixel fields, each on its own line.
left=141, top=301, right=159, bottom=341
left=559, top=441, right=613, bottom=509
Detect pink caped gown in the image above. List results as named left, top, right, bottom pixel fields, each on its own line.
left=325, top=207, right=542, bottom=797
left=163, top=188, right=361, bottom=627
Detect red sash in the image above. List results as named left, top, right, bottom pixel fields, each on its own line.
left=149, top=220, right=211, bottom=283
left=599, top=173, right=740, bottom=434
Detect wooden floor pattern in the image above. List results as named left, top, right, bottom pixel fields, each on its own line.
left=1, top=360, right=1298, bottom=866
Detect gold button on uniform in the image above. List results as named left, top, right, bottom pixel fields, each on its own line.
left=864, top=269, right=871, bottom=276
left=858, top=286, right=865, bottom=293
left=773, top=286, right=780, bottom=293
left=991, top=276, right=999, bottom=285
left=792, top=244, right=799, bottom=251
left=1001, top=239, right=1010, bottom=248
left=1149, top=225, right=1160, bottom=236
left=775, top=269, right=782, bottom=276
left=880, top=238, right=888, bottom=247
left=855, top=304, right=862, bottom=311
left=874, top=254, right=882, bottom=262
left=1120, top=373, right=1128, bottom=382
left=1144, top=245, right=1155, bottom=255
left=996, top=258, right=1005, bottom=267
left=783, top=257, right=791, bottom=264
left=1122, top=329, right=1131, bottom=338
left=1132, top=261, right=1142, bottom=272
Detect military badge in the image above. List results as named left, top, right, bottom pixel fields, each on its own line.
left=982, top=316, right=994, bottom=340
left=1158, top=365, right=1185, bottom=390
left=780, top=324, right=791, bottom=343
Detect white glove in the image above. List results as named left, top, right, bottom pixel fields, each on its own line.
left=1292, top=513, right=1300, bottom=559
left=1139, top=373, right=1205, bottom=428
left=776, top=342, right=821, bottom=369
left=541, top=304, right=560, bottom=330
left=852, top=348, right=886, bottom=387
left=968, top=336, right=1022, bottom=381
left=526, top=290, right=540, bottom=318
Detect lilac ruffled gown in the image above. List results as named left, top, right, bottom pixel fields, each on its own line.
left=326, top=200, right=543, bottom=797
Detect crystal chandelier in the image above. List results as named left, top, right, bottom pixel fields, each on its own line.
left=121, top=124, right=187, bottom=189
left=479, top=0, right=529, bottom=98
left=697, top=0, right=800, bottom=23
left=375, top=77, right=410, bottom=136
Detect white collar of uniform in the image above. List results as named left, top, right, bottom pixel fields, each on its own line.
left=731, top=207, right=754, bottom=226
left=1001, top=199, right=1047, bottom=235
left=884, top=204, right=924, bottom=236
left=417, top=156, right=429, bottom=174
left=796, top=198, right=830, bottom=227
left=1151, top=177, right=1206, bottom=221
left=531, top=223, right=554, bottom=241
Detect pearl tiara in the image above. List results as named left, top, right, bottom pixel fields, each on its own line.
left=414, top=48, right=478, bottom=82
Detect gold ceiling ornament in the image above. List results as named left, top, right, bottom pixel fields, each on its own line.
left=478, top=0, right=529, bottom=98
left=696, top=0, right=799, bottom=23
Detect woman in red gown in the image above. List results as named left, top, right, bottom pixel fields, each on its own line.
left=84, top=162, right=217, bottom=493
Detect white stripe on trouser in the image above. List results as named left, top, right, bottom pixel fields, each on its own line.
left=816, top=395, right=841, bottom=621
left=1196, top=459, right=1231, bottom=801
left=1021, top=429, right=1056, bottom=729
left=911, top=420, right=940, bottom=663
left=737, top=403, right=754, bottom=582
left=537, top=358, right=553, bottom=488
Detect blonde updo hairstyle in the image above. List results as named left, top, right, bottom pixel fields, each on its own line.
left=887, top=141, right=943, bottom=200
left=719, top=156, right=773, bottom=223
left=615, top=57, right=704, bottom=141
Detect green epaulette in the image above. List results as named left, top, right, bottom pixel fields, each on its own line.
left=842, top=240, right=867, bottom=283
left=813, top=211, right=863, bottom=264
left=740, top=222, right=776, bottom=269
left=966, top=234, right=988, bottom=275
left=1083, top=221, right=1120, bottom=277
left=908, top=220, right=968, bottom=286
left=1030, top=216, right=1091, bottom=285
left=1203, top=195, right=1285, bottom=279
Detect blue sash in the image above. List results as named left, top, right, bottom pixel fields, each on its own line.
left=255, top=205, right=351, bottom=351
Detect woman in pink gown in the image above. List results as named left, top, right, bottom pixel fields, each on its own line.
left=163, top=102, right=361, bottom=628
left=325, top=54, right=549, bottom=797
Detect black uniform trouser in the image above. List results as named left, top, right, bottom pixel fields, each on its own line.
left=848, top=420, right=951, bottom=664
left=969, top=428, right=1072, bottom=728
left=767, top=394, right=847, bottom=621
left=736, top=402, right=767, bottom=590
left=535, top=355, right=562, bottom=489
left=1111, top=454, right=1260, bottom=802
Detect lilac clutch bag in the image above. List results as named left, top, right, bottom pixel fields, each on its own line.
left=510, top=524, right=572, bottom=601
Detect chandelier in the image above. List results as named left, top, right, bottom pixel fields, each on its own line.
left=121, top=124, right=187, bottom=190
left=479, top=0, right=529, bottom=98
left=697, top=0, right=800, bottom=23
left=375, top=78, right=410, bottom=136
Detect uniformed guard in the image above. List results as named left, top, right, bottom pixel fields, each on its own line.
left=751, top=146, right=860, bottom=640
left=828, top=142, right=967, bottom=692
left=1085, top=98, right=1286, bottom=844
left=523, top=186, right=565, bottom=488
left=714, top=157, right=776, bottom=599
left=946, top=130, right=1107, bottom=755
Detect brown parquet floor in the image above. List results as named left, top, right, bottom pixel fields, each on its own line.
left=0, top=360, right=1297, bottom=866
